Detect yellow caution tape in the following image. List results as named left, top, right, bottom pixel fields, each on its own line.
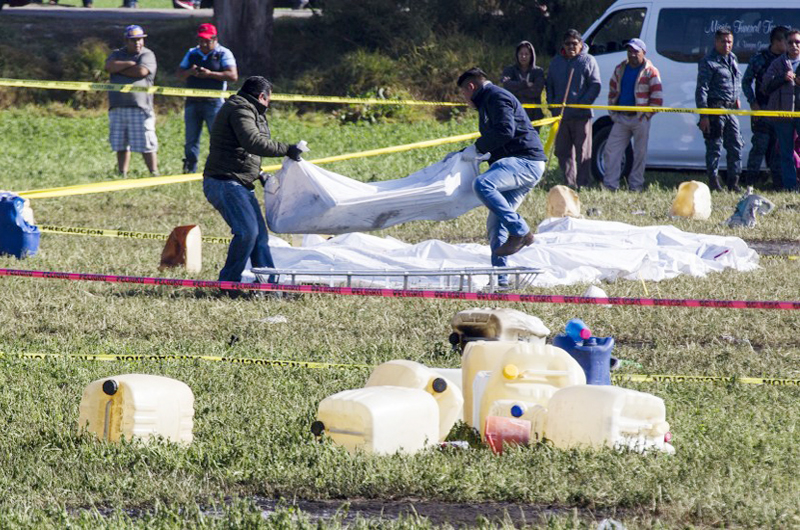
left=0, top=77, right=461, bottom=106
left=613, top=373, right=800, bottom=386
left=39, top=224, right=232, bottom=244
left=2, top=351, right=796, bottom=385
left=567, top=103, right=800, bottom=118
left=17, top=117, right=558, bottom=200
left=0, top=351, right=371, bottom=370
left=4, top=76, right=800, bottom=116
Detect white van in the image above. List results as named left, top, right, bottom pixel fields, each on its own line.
left=581, top=1, right=800, bottom=180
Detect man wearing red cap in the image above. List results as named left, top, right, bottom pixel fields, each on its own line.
left=177, top=23, right=238, bottom=174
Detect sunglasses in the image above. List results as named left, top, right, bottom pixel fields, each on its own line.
left=564, top=41, right=581, bottom=47
left=789, top=40, right=800, bottom=45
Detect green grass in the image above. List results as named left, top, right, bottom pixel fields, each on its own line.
left=0, top=107, right=799, bottom=528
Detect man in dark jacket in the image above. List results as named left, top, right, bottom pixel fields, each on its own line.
left=457, top=68, right=547, bottom=282
left=696, top=28, right=743, bottom=192
left=546, top=29, right=602, bottom=189
left=763, top=28, right=800, bottom=192
left=501, top=41, right=545, bottom=125
left=203, top=76, right=304, bottom=283
left=742, top=26, right=786, bottom=189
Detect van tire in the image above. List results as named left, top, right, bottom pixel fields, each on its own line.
left=592, top=124, right=633, bottom=184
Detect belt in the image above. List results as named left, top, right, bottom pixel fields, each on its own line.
left=707, top=100, right=737, bottom=109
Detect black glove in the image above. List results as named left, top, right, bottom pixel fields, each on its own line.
left=286, top=144, right=303, bottom=162
left=257, top=171, right=270, bottom=186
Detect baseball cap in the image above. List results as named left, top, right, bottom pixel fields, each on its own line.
left=197, top=23, right=217, bottom=39
left=125, top=25, right=147, bottom=39
left=626, top=38, right=646, bottom=53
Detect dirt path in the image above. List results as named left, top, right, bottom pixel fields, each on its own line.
left=0, top=4, right=312, bottom=20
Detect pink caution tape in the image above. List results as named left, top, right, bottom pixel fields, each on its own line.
left=1, top=268, right=799, bottom=310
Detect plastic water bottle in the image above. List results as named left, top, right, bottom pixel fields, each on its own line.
left=565, top=318, right=591, bottom=344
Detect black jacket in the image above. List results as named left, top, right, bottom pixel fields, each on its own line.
left=472, top=82, right=546, bottom=165
left=203, top=92, right=289, bottom=189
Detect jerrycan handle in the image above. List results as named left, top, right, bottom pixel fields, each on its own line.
left=609, top=356, right=620, bottom=371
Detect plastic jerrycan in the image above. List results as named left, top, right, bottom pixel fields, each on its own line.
left=462, top=341, right=524, bottom=428
left=478, top=343, right=586, bottom=438
left=541, top=386, right=674, bottom=453
left=553, top=329, right=617, bottom=385
left=0, top=192, right=40, bottom=259
left=365, top=360, right=464, bottom=441
left=78, top=374, right=195, bottom=445
left=449, top=308, right=550, bottom=353
left=670, top=181, right=711, bottom=220
left=312, top=386, right=439, bottom=455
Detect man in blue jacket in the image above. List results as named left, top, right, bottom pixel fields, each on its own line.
left=457, top=68, right=547, bottom=281
left=177, top=23, right=238, bottom=174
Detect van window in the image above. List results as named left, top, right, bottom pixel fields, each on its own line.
left=657, top=9, right=800, bottom=63
left=587, top=8, right=647, bottom=56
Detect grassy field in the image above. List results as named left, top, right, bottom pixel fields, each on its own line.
left=0, top=105, right=799, bottom=529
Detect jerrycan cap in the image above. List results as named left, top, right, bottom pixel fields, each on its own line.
left=502, top=364, right=520, bottom=380
left=510, top=404, right=525, bottom=418
left=431, top=377, right=448, bottom=393
left=310, top=420, right=325, bottom=437
left=102, top=379, right=118, bottom=396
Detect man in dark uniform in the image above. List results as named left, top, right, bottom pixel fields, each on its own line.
left=742, top=26, right=787, bottom=189
left=203, top=76, right=304, bottom=285
left=696, top=27, right=743, bottom=192
left=177, top=23, right=238, bottom=174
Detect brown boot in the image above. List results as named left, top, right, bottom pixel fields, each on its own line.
left=495, top=231, right=534, bottom=257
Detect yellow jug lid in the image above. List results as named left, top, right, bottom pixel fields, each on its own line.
left=502, top=364, right=519, bottom=379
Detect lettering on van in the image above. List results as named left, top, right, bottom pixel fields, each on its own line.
left=704, top=19, right=778, bottom=36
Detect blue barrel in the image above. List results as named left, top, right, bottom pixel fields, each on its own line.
left=0, top=193, right=40, bottom=259
left=553, top=334, right=617, bottom=385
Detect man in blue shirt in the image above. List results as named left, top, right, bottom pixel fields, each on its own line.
left=456, top=68, right=547, bottom=282
left=177, top=23, right=238, bottom=174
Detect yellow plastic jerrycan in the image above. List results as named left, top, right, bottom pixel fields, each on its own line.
left=78, top=374, right=194, bottom=445
left=365, top=360, right=463, bottom=441
left=546, top=185, right=582, bottom=218
left=670, top=181, right=711, bottom=220
left=312, top=386, right=439, bottom=455
left=450, top=308, right=550, bottom=353
left=478, top=344, right=585, bottom=438
left=462, top=341, right=523, bottom=428
left=539, top=385, right=674, bottom=453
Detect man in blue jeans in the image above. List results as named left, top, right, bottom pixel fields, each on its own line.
left=456, top=68, right=547, bottom=283
left=203, top=76, right=304, bottom=287
left=178, top=23, right=238, bottom=174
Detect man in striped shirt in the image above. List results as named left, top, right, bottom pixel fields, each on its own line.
left=603, top=38, right=663, bottom=192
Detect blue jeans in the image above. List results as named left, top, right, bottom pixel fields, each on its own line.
left=185, top=98, right=224, bottom=172
left=774, top=119, right=800, bottom=191
left=473, top=157, right=546, bottom=270
left=203, top=177, right=275, bottom=282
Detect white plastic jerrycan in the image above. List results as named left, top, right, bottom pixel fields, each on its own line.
left=312, top=386, right=439, bottom=455
left=365, top=360, right=464, bottom=441
left=670, top=181, right=711, bottom=220
left=450, top=308, right=550, bottom=353
left=538, top=385, right=674, bottom=453
left=478, top=344, right=585, bottom=438
left=78, top=374, right=195, bottom=445
left=462, top=341, right=524, bottom=428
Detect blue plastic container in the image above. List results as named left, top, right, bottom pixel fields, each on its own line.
left=0, top=193, right=40, bottom=259
left=553, top=334, right=617, bottom=385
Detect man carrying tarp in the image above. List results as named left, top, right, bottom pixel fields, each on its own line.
left=203, top=76, right=304, bottom=288
left=456, top=67, right=547, bottom=285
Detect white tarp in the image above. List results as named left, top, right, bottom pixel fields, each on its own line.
left=248, top=218, right=759, bottom=289
left=263, top=153, right=482, bottom=234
